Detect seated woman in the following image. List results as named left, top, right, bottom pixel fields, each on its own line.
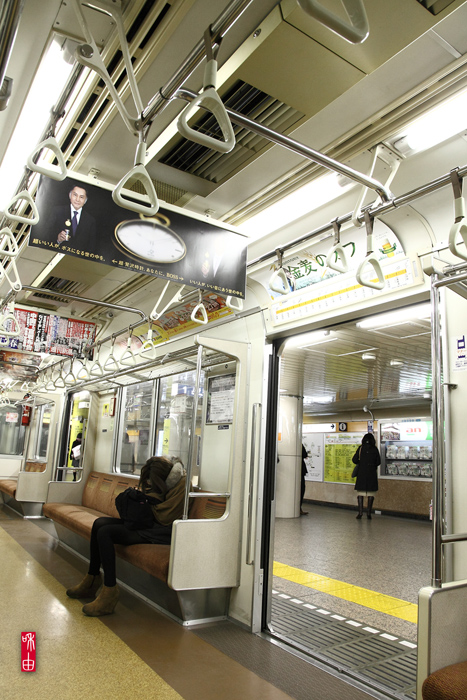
left=66, top=455, right=186, bottom=617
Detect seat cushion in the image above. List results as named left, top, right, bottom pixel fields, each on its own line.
left=0, top=479, right=18, bottom=498
left=422, top=661, right=467, bottom=700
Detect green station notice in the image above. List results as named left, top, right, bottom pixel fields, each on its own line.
left=324, top=433, right=363, bottom=484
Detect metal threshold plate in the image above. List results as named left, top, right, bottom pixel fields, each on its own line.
left=271, top=593, right=417, bottom=700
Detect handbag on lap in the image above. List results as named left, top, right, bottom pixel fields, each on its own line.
left=115, top=487, right=160, bottom=530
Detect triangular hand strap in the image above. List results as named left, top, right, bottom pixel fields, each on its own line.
left=297, top=0, right=369, bottom=44
left=269, top=268, right=289, bottom=295
left=112, top=164, right=159, bottom=215
left=0, top=227, right=19, bottom=259
left=0, top=303, right=20, bottom=337
left=326, top=242, right=349, bottom=273
left=103, top=351, right=120, bottom=372
left=449, top=220, right=467, bottom=261
left=26, top=136, right=67, bottom=181
left=5, top=190, right=40, bottom=225
left=0, top=259, right=21, bottom=292
left=191, top=302, right=208, bottom=325
left=356, top=253, right=385, bottom=290
left=90, top=360, right=104, bottom=377
left=177, top=58, right=235, bottom=154
left=226, top=295, right=243, bottom=311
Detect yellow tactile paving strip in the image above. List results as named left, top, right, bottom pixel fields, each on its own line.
left=0, top=526, right=183, bottom=700
left=273, top=562, right=418, bottom=624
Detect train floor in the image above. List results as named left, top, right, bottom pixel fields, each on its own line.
left=0, top=503, right=378, bottom=700
left=271, top=502, right=432, bottom=699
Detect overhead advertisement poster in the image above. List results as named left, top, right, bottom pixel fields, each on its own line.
left=0, top=306, right=96, bottom=359
left=324, top=432, right=362, bottom=484
left=29, top=175, right=248, bottom=299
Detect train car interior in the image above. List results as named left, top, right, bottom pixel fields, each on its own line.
left=2, top=1, right=467, bottom=699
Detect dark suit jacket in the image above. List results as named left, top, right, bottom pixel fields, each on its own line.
left=47, top=205, right=96, bottom=251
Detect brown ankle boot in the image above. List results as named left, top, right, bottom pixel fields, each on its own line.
left=66, top=573, right=102, bottom=599
left=82, top=585, right=119, bottom=617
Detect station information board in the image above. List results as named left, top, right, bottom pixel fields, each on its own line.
left=324, top=432, right=362, bottom=484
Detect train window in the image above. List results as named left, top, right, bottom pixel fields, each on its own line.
left=0, top=405, right=26, bottom=455
left=155, top=371, right=203, bottom=480
left=29, top=403, right=53, bottom=460
left=117, top=381, right=154, bottom=475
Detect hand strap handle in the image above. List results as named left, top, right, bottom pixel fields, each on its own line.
left=356, top=212, right=385, bottom=290
left=26, top=136, right=67, bottom=181
left=325, top=219, right=349, bottom=273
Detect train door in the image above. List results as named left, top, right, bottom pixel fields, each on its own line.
left=263, top=302, right=434, bottom=700
left=56, top=390, right=90, bottom=481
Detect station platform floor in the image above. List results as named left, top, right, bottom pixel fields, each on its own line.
left=0, top=504, right=377, bottom=700
left=271, top=502, right=432, bottom=699
left=272, top=501, right=432, bottom=644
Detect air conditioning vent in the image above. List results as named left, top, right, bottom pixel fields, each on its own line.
left=416, top=0, right=457, bottom=14
left=159, top=80, right=304, bottom=183
left=31, top=277, right=89, bottom=304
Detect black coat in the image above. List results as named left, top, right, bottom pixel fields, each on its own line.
left=352, top=443, right=380, bottom=492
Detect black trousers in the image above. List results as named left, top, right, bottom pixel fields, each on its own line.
left=88, top=517, right=147, bottom=587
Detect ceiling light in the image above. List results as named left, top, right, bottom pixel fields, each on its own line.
left=390, top=359, right=404, bottom=367
left=0, top=39, right=74, bottom=211
left=391, top=87, right=467, bottom=156
left=356, top=303, right=431, bottom=330
left=362, top=353, right=376, bottom=361
left=284, top=330, right=337, bottom=349
left=304, top=395, right=335, bottom=404
left=237, top=173, right=356, bottom=240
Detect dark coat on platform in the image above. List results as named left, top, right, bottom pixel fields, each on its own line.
left=352, top=435, right=380, bottom=492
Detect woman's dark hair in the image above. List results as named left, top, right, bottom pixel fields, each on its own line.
left=362, top=432, right=376, bottom=447
left=138, top=456, right=174, bottom=497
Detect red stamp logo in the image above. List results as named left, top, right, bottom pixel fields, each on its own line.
left=21, top=632, right=36, bottom=672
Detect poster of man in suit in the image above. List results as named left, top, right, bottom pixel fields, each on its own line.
left=29, top=174, right=247, bottom=299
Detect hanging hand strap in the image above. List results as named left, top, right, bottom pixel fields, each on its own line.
left=325, top=219, right=349, bottom=273
left=112, top=135, right=159, bottom=215
left=297, top=0, right=369, bottom=44
left=191, top=290, right=208, bottom=325
left=177, top=27, right=235, bottom=154
left=448, top=168, right=467, bottom=261
left=26, top=136, right=67, bottom=181
left=4, top=190, right=39, bottom=225
left=356, top=212, right=385, bottom=290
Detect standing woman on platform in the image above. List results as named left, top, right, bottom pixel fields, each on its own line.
left=352, top=433, right=380, bottom=520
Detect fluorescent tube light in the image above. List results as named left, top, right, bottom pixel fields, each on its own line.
left=356, top=303, right=431, bottom=330
left=0, top=40, right=73, bottom=211
left=285, top=330, right=337, bottom=348
left=304, top=395, right=335, bottom=404
left=392, top=87, right=467, bottom=156
left=238, top=173, right=355, bottom=240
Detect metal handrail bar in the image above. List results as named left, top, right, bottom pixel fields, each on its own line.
left=140, top=0, right=256, bottom=128
left=0, top=0, right=24, bottom=89
left=431, top=274, right=443, bottom=587
left=176, top=87, right=393, bottom=203
left=22, top=285, right=146, bottom=320
left=183, top=344, right=204, bottom=519
left=442, top=533, right=467, bottom=544
left=189, top=491, right=230, bottom=498
left=246, top=162, right=467, bottom=269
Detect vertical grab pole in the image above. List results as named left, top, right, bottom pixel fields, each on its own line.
left=246, top=403, right=261, bottom=565
left=183, top=343, right=204, bottom=519
left=431, top=274, right=443, bottom=587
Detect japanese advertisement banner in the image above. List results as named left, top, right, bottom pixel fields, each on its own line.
left=1, top=306, right=96, bottom=359
left=29, top=175, right=248, bottom=299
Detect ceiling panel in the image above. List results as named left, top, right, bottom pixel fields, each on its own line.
left=280, top=306, right=432, bottom=416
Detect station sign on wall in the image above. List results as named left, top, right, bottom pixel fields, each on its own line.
left=29, top=175, right=248, bottom=299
